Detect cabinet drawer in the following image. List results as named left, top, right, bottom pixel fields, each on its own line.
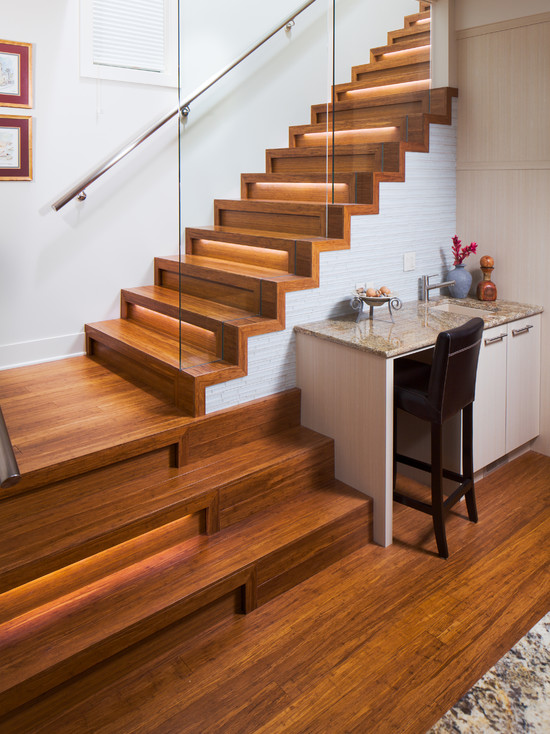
left=473, top=324, right=507, bottom=471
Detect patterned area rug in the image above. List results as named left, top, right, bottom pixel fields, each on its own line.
left=428, top=613, right=550, bottom=733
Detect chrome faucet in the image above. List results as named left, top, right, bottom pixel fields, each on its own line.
left=421, top=274, right=456, bottom=302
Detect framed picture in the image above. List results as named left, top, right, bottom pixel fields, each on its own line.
left=0, top=39, right=32, bottom=108
left=0, top=115, right=32, bottom=180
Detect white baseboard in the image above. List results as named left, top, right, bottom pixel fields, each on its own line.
left=0, top=332, right=86, bottom=370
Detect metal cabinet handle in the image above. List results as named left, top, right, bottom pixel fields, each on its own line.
left=484, top=333, right=507, bottom=345
left=512, top=325, right=533, bottom=337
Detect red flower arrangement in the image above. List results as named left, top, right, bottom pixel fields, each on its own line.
left=452, top=235, right=477, bottom=265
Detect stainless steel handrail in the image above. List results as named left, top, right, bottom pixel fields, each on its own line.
left=52, top=0, right=319, bottom=212
left=0, top=406, right=21, bottom=489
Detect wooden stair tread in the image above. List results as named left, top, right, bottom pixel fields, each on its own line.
left=122, top=285, right=268, bottom=324
left=0, top=480, right=370, bottom=708
left=267, top=141, right=399, bottom=157
left=0, top=426, right=332, bottom=593
left=86, top=319, right=217, bottom=370
left=311, top=87, right=431, bottom=117
left=187, top=224, right=338, bottom=245
left=355, top=45, right=430, bottom=73
left=158, top=253, right=304, bottom=282
left=371, top=38, right=430, bottom=57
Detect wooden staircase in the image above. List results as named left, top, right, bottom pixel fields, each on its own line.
left=84, top=4, right=456, bottom=418
left=0, top=387, right=372, bottom=723
left=0, top=3, right=454, bottom=724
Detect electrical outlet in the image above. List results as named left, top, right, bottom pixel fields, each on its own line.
left=403, top=251, right=416, bottom=271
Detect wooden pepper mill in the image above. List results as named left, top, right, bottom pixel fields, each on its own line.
left=477, top=255, right=497, bottom=301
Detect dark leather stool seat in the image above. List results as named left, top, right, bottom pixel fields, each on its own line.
left=393, top=317, right=484, bottom=558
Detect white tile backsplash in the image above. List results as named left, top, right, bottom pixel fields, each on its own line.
left=205, top=102, right=457, bottom=413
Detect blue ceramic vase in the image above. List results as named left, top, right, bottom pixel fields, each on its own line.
left=448, top=264, right=472, bottom=299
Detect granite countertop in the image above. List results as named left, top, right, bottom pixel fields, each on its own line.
left=294, top=297, right=543, bottom=359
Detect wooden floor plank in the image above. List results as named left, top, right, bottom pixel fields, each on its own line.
left=1, top=451, right=547, bottom=734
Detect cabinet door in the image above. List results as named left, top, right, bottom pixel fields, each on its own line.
left=473, top=324, right=508, bottom=471
left=506, top=314, right=541, bottom=453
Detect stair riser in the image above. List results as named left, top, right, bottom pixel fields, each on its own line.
left=125, top=304, right=220, bottom=356
left=291, top=126, right=403, bottom=149
left=257, top=501, right=372, bottom=605
left=188, top=237, right=291, bottom=272
left=388, top=28, right=430, bottom=47
left=220, top=445, right=335, bottom=528
left=0, top=566, right=256, bottom=719
left=214, top=201, right=347, bottom=239
left=88, top=337, right=200, bottom=415
left=244, top=180, right=350, bottom=204
left=243, top=173, right=374, bottom=205
left=268, top=150, right=379, bottom=176
left=313, top=99, right=425, bottom=126
left=159, top=267, right=261, bottom=314
left=348, top=61, right=430, bottom=88
left=216, top=205, right=328, bottom=237
left=267, top=146, right=400, bottom=177
left=361, top=45, right=430, bottom=69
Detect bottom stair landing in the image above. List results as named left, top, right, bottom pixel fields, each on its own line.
left=0, top=360, right=373, bottom=724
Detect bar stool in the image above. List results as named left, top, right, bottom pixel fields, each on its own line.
left=393, top=318, right=484, bottom=558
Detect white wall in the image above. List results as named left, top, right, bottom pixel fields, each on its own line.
left=0, top=0, right=179, bottom=368
left=206, top=107, right=458, bottom=412
left=0, top=0, right=422, bottom=369
left=178, top=0, right=419, bottom=227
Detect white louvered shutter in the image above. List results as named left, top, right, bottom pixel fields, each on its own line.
left=92, top=0, right=165, bottom=73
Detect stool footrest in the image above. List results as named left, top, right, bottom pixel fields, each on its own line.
left=395, top=453, right=464, bottom=484
left=393, top=491, right=432, bottom=516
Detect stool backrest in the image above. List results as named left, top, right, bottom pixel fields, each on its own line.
left=428, top=317, right=484, bottom=423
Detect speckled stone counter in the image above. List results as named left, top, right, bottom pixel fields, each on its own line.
left=294, top=297, right=543, bottom=359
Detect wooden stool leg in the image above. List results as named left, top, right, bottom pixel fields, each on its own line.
left=393, top=402, right=397, bottom=491
left=431, top=422, right=449, bottom=559
left=462, top=403, right=478, bottom=523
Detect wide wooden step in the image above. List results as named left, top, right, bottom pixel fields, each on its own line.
left=0, top=480, right=372, bottom=718
left=0, top=426, right=333, bottom=593
left=241, top=172, right=375, bottom=206
left=266, top=142, right=401, bottom=176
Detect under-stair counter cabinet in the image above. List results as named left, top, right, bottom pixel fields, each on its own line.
left=295, top=298, right=542, bottom=546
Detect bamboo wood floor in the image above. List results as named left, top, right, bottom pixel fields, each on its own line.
left=2, top=450, right=548, bottom=734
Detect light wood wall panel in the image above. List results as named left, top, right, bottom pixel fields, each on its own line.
left=456, top=15, right=550, bottom=455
